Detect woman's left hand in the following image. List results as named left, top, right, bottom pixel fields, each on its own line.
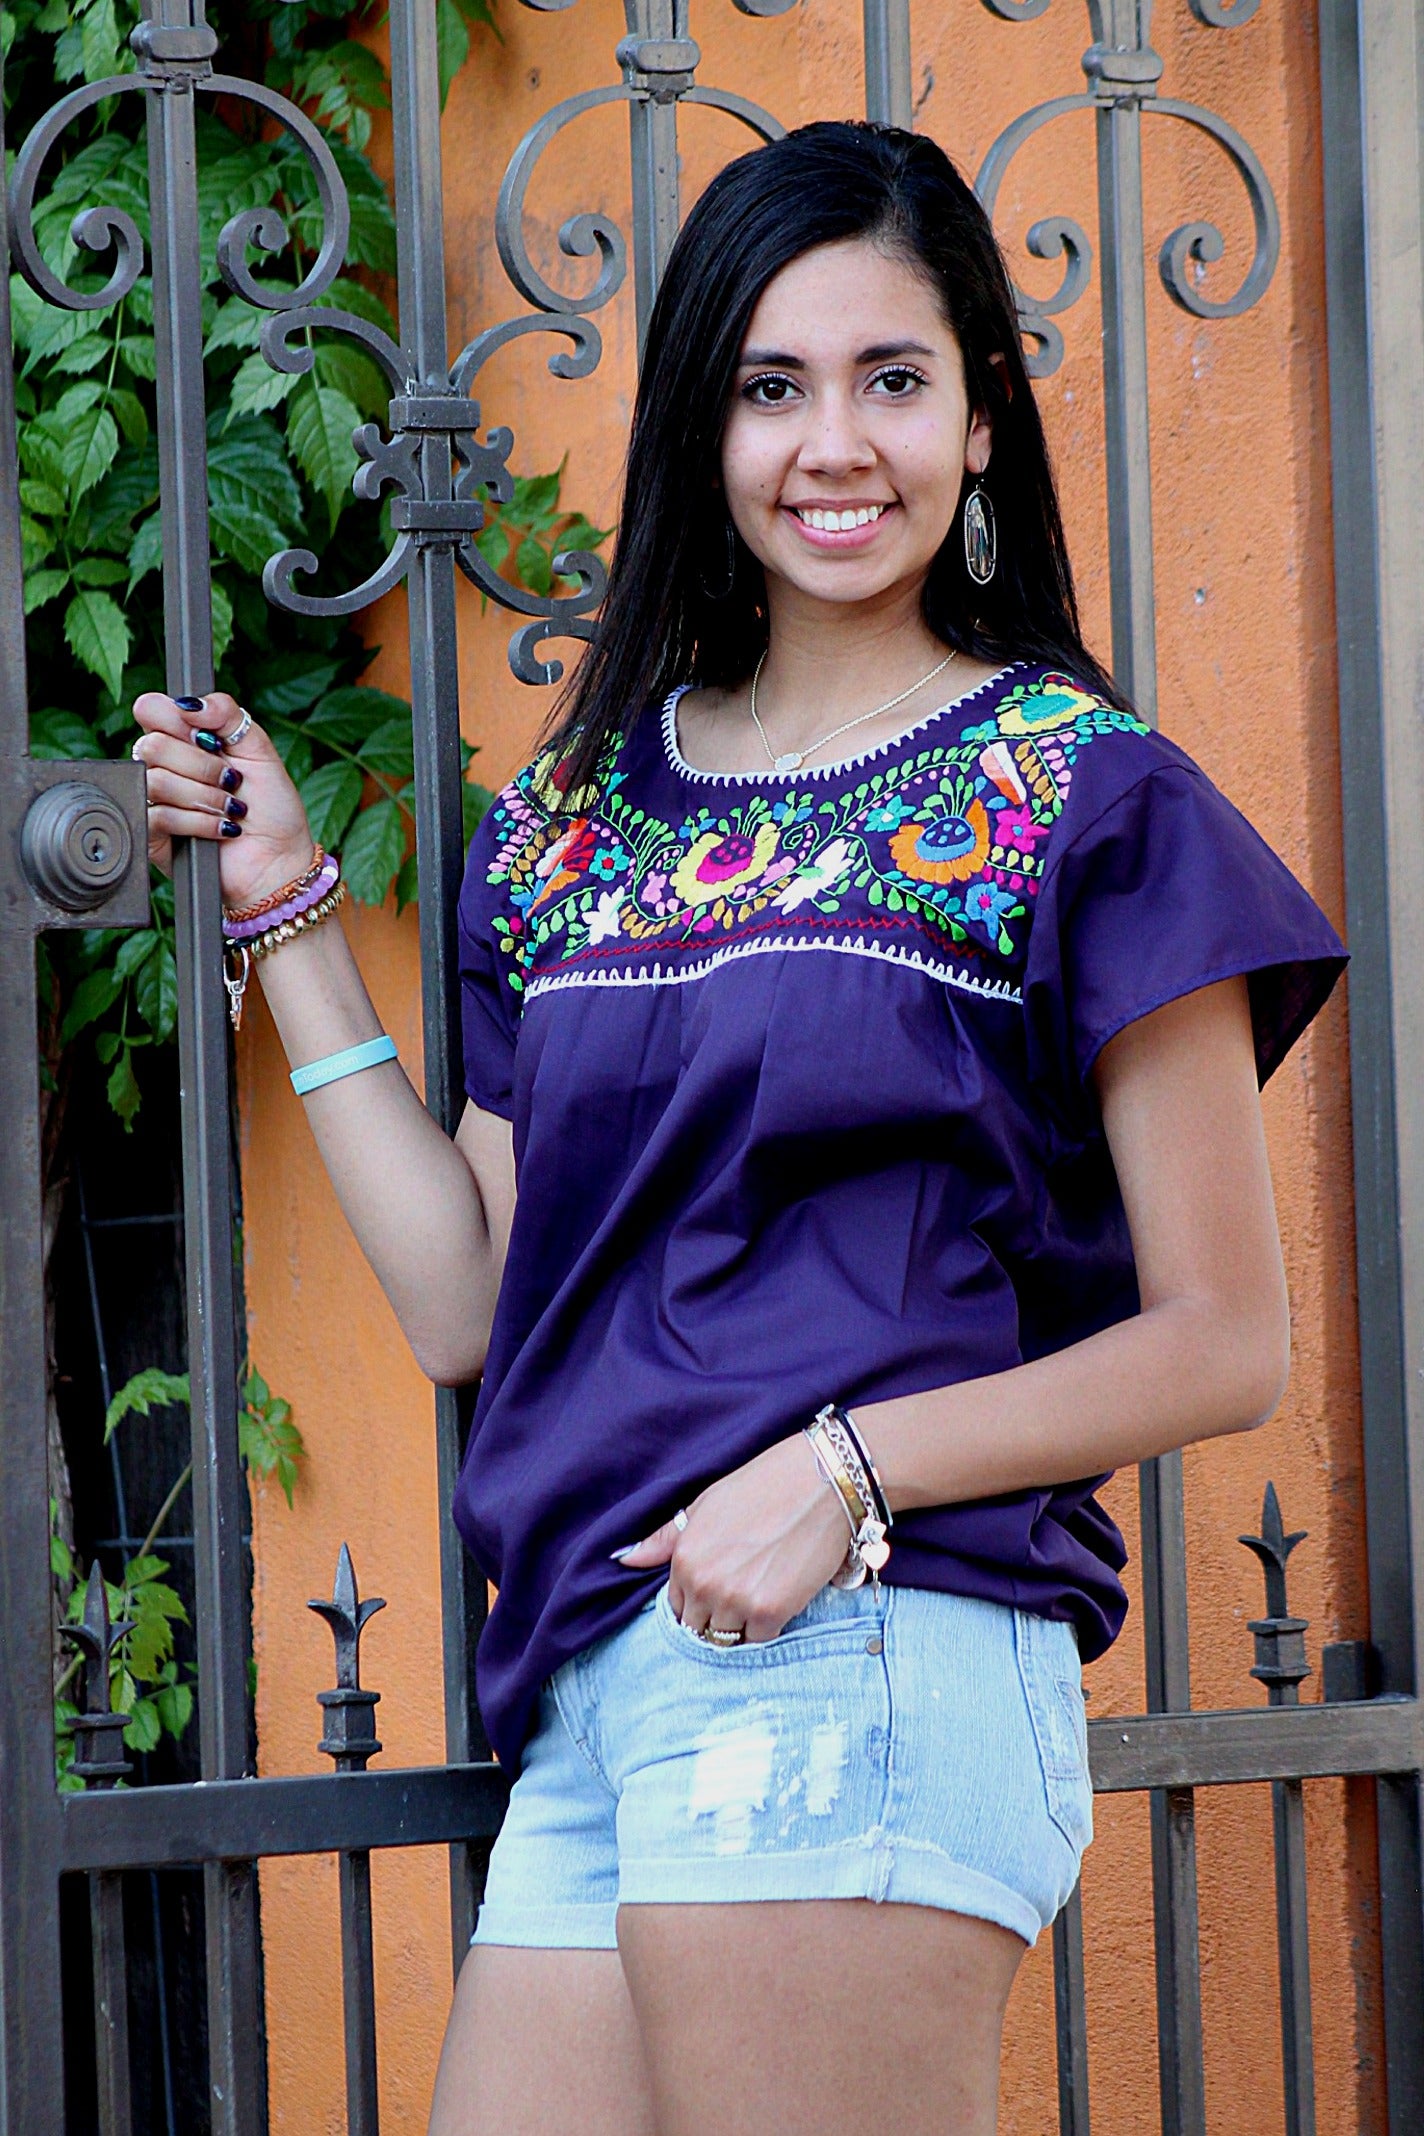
left=616, top=1433, right=851, bottom=1643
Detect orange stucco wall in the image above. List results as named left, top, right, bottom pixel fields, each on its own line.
left=240, top=4, right=1382, bottom=2129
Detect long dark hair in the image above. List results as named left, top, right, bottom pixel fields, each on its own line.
left=548, top=119, right=1124, bottom=797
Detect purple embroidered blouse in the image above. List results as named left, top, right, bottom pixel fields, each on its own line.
left=454, top=662, right=1346, bottom=1770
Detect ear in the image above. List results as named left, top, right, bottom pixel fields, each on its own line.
left=965, top=401, right=994, bottom=476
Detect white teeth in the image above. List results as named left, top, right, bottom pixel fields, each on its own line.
left=795, top=503, right=885, bottom=530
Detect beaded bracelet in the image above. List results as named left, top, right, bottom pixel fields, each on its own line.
left=222, top=879, right=348, bottom=1032
left=224, top=853, right=340, bottom=943
left=224, top=847, right=327, bottom=927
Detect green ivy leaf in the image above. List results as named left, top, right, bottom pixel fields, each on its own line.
left=114, top=927, right=158, bottom=978
left=305, top=684, right=409, bottom=746
left=435, top=0, right=470, bottom=105
left=211, top=578, right=234, bottom=669
left=106, top=1045, right=142, bottom=1127
left=64, top=588, right=131, bottom=700
left=297, top=759, right=363, bottom=848
left=22, top=568, right=69, bottom=615
left=108, top=386, right=147, bottom=448
left=227, top=347, right=300, bottom=420
left=103, top=1365, right=190, bottom=1443
left=342, top=796, right=406, bottom=905
left=133, top=937, right=178, bottom=1042
left=59, top=962, right=122, bottom=1045
left=356, top=716, right=414, bottom=777
left=121, top=1698, right=163, bottom=1755
left=395, top=850, right=420, bottom=913
left=251, top=651, right=344, bottom=718
left=286, top=375, right=362, bottom=529
left=126, top=510, right=162, bottom=588
left=59, top=397, right=120, bottom=502
left=30, top=705, right=105, bottom=759
left=313, top=338, right=388, bottom=421
left=72, top=557, right=128, bottom=588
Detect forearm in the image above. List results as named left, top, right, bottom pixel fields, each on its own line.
left=856, top=1290, right=1289, bottom=1514
left=255, top=919, right=499, bottom=1380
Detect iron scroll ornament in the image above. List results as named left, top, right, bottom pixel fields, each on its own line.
left=8, top=0, right=790, bottom=687
left=973, top=0, right=1280, bottom=378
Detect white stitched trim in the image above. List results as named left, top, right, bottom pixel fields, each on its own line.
left=659, top=663, right=1026, bottom=788
left=523, top=931, right=1024, bottom=1005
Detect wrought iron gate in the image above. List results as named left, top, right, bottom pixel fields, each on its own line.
left=0, top=0, right=1420, bottom=2130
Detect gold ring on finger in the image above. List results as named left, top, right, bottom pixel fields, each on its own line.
left=699, top=1625, right=745, bottom=1647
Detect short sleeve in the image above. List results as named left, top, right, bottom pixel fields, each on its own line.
left=457, top=798, right=527, bottom=1121
left=1023, top=759, right=1347, bottom=1107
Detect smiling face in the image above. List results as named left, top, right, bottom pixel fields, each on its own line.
left=719, top=237, right=991, bottom=621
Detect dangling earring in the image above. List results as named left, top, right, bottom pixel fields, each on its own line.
left=699, top=513, right=738, bottom=601
left=963, top=478, right=997, bottom=587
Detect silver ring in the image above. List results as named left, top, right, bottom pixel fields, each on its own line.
left=673, top=1507, right=689, bottom=1532
left=697, top=1625, right=745, bottom=1647
left=225, top=707, right=252, bottom=747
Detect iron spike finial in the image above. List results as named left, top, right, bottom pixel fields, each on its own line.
left=1239, top=1480, right=1308, bottom=1621
left=1239, top=1482, right=1311, bottom=1705
left=308, top=1545, right=386, bottom=1771
left=60, top=1564, right=135, bottom=1787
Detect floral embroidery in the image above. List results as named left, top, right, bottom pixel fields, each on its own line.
left=480, top=669, right=1147, bottom=1004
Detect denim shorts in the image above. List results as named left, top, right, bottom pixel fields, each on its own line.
left=471, top=1579, right=1092, bottom=1950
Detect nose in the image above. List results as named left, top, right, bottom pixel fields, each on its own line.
left=796, top=388, right=876, bottom=480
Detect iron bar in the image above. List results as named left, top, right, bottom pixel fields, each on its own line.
left=65, top=1564, right=137, bottom=2136
left=0, top=55, right=117, bottom=2127
left=862, top=0, right=912, bottom=130
left=1241, top=1487, right=1317, bottom=2136
left=622, top=0, right=690, bottom=348
left=1138, top=1447, right=1205, bottom=2136
left=143, top=0, right=265, bottom=2123
left=312, top=1545, right=386, bottom=2125
left=59, top=1768, right=510, bottom=1873
left=90, top=1876, right=133, bottom=2136
left=1052, top=1880, right=1091, bottom=2136
left=386, top=0, right=492, bottom=1970
left=1317, top=5, right=1424, bottom=2129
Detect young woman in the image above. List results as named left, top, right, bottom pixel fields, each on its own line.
left=133, top=123, right=1344, bottom=2136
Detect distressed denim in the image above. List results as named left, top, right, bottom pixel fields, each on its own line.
left=471, top=1580, right=1092, bottom=1951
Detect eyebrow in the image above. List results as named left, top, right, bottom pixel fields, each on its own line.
left=738, top=339, right=939, bottom=368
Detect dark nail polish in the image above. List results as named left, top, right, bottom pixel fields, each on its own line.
left=224, top=796, right=248, bottom=820
left=219, top=766, right=243, bottom=793
left=219, top=819, right=243, bottom=838
left=192, top=729, right=223, bottom=755
left=173, top=695, right=206, bottom=713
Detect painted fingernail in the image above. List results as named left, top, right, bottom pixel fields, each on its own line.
left=219, top=766, right=243, bottom=793
left=224, top=797, right=248, bottom=820
left=609, top=1544, right=639, bottom=1562
left=219, top=819, right=243, bottom=838
left=173, top=696, right=206, bottom=713
left=192, top=729, right=223, bottom=755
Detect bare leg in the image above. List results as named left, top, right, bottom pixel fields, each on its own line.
left=617, top=1901, right=1024, bottom=2136
left=428, top=1945, right=657, bottom=2136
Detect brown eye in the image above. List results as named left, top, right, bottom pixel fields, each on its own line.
left=869, top=366, right=927, bottom=397
left=744, top=373, right=799, bottom=406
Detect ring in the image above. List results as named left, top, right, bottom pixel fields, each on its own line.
left=225, top=707, right=252, bottom=747
left=697, top=1625, right=745, bottom=1647
left=673, top=1508, right=689, bottom=1532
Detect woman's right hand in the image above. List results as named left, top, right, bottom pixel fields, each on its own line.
left=132, top=690, right=317, bottom=910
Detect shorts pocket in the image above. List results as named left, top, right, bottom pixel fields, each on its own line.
left=652, top=1579, right=875, bottom=1667
left=1014, top=1610, right=1094, bottom=1855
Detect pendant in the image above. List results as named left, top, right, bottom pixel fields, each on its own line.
left=860, top=1527, right=891, bottom=1572
left=774, top=752, right=803, bottom=774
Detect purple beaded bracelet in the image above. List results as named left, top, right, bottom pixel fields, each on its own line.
left=223, top=854, right=341, bottom=942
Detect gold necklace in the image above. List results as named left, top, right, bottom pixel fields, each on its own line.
left=748, top=648, right=957, bottom=775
